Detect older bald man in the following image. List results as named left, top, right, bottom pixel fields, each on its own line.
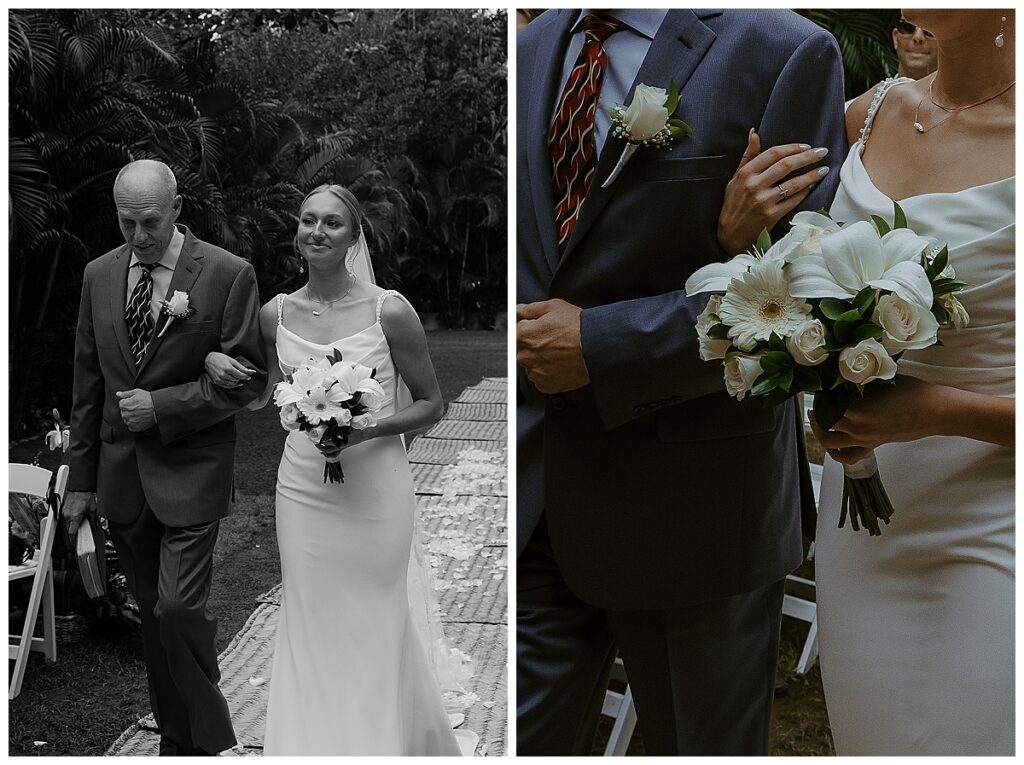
left=66, top=159, right=267, bottom=755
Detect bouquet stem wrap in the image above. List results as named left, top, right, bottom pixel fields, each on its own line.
left=323, top=452, right=344, bottom=484
left=839, top=450, right=894, bottom=536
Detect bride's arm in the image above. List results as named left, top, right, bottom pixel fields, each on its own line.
left=818, top=376, right=1014, bottom=462
left=204, top=300, right=282, bottom=410
left=368, top=295, right=444, bottom=439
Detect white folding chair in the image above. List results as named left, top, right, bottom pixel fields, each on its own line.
left=9, top=463, right=68, bottom=699
left=601, top=656, right=637, bottom=756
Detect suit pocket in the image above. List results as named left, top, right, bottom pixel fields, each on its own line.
left=655, top=394, right=780, bottom=443
left=636, top=155, right=733, bottom=183
left=186, top=422, right=236, bottom=449
left=100, top=420, right=115, bottom=443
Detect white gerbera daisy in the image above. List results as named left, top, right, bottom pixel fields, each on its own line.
left=297, top=384, right=347, bottom=425
left=719, top=259, right=812, bottom=351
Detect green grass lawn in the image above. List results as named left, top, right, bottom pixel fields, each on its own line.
left=8, top=329, right=505, bottom=756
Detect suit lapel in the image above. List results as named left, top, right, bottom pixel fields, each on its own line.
left=135, top=227, right=205, bottom=379
left=527, top=10, right=577, bottom=276
left=557, top=10, right=718, bottom=273
left=108, top=246, right=137, bottom=374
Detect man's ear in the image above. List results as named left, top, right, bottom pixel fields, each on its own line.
left=171, top=195, right=183, bottom=222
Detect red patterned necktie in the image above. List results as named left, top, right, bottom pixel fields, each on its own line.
left=126, top=262, right=157, bottom=364
left=549, top=13, right=625, bottom=253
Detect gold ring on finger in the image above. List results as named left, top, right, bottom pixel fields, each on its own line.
left=778, top=183, right=790, bottom=202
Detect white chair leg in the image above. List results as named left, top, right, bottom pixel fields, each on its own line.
left=796, top=614, right=819, bottom=675
left=604, top=685, right=637, bottom=756
left=41, top=567, right=56, bottom=663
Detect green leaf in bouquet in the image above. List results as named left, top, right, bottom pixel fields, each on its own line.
left=931, top=303, right=949, bottom=324
left=819, top=298, right=849, bottom=321
left=813, top=386, right=851, bottom=431
left=931, top=278, right=968, bottom=296
left=755, top=228, right=773, bottom=254
left=871, top=215, right=891, bottom=236
left=760, top=350, right=792, bottom=374
left=706, top=322, right=730, bottom=340
left=929, top=244, right=949, bottom=278
left=849, top=323, right=885, bottom=343
left=776, top=366, right=795, bottom=392
left=852, top=286, right=877, bottom=317
left=793, top=365, right=822, bottom=392
left=815, top=208, right=833, bottom=219
left=832, top=310, right=863, bottom=344
left=751, top=373, right=778, bottom=397
left=767, top=332, right=786, bottom=352
left=893, top=201, right=908, bottom=230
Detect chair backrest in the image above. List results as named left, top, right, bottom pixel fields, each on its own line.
left=9, top=463, right=54, bottom=500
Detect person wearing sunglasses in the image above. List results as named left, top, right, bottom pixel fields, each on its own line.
left=892, top=16, right=937, bottom=80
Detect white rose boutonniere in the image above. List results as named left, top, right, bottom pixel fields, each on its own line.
left=602, top=81, right=692, bottom=189
left=157, top=290, right=194, bottom=337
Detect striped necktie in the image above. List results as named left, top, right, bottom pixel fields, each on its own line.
left=549, top=13, right=625, bottom=254
left=126, top=262, right=157, bottom=365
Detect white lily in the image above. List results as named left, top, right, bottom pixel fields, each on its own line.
left=771, top=211, right=843, bottom=262
left=787, top=220, right=935, bottom=309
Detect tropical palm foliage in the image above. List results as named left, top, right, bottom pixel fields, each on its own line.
left=800, top=9, right=900, bottom=98
left=8, top=8, right=507, bottom=434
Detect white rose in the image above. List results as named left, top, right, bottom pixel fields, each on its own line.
left=621, top=84, right=669, bottom=141
left=785, top=319, right=828, bottom=366
left=940, top=293, right=970, bottom=330
left=838, top=338, right=897, bottom=385
left=873, top=293, right=939, bottom=353
left=723, top=353, right=764, bottom=401
left=165, top=290, right=190, bottom=316
left=351, top=413, right=377, bottom=430
left=696, top=294, right=730, bottom=361
left=333, top=407, right=353, bottom=426
left=306, top=423, right=328, bottom=443
left=279, top=403, right=301, bottom=431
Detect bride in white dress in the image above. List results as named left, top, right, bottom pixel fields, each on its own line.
left=205, top=184, right=465, bottom=755
left=717, top=10, right=1014, bottom=754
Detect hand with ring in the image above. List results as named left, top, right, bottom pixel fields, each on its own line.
left=717, top=129, right=831, bottom=255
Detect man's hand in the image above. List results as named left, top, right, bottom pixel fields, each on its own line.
left=516, top=299, right=590, bottom=394
left=63, top=491, right=96, bottom=537
left=116, top=388, right=157, bottom=432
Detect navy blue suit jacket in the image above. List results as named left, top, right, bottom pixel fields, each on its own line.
left=517, top=9, right=846, bottom=609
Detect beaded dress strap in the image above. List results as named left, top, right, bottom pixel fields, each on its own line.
left=859, top=76, right=914, bottom=147
left=375, top=290, right=402, bottom=323
left=276, top=294, right=284, bottom=325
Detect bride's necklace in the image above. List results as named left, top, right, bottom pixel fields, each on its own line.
left=306, top=274, right=355, bottom=317
left=913, top=79, right=1016, bottom=133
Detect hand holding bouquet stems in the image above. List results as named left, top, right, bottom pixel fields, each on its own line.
left=273, top=348, right=387, bottom=483
left=685, top=202, right=969, bottom=535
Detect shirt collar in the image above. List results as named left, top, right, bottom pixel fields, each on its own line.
left=129, top=225, right=184, bottom=271
left=573, top=9, right=667, bottom=39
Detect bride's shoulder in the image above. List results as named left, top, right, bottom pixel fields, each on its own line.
left=845, top=77, right=920, bottom=145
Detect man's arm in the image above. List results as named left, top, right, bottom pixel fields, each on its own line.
left=149, top=264, right=268, bottom=444
left=68, top=270, right=103, bottom=492
left=524, top=29, right=847, bottom=432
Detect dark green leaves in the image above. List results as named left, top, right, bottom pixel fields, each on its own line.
left=813, top=386, right=851, bottom=431
left=755, top=228, right=772, bottom=254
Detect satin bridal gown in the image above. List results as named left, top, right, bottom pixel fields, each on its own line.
left=815, top=79, right=1014, bottom=755
left=262, top=290, right=462, bottom=756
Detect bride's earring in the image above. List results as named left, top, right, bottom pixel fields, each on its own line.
left=299, top=259, right=305, bottom=275
left=995, top=15, right=1006, bottom=47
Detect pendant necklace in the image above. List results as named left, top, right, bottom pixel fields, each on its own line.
left=914, top=79, right=1015, bottom=133
left=307, top=274, right=355, bottom=317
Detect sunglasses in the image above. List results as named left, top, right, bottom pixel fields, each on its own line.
left=895, top=18, right=934, bottom=38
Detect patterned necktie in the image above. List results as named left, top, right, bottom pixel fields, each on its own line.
left=549, top=13, right=625, bottom=253
left=126, top=262, right=157, bottom=365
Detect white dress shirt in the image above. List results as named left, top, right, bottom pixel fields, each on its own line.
left=126, top=226, right=185, bottom=323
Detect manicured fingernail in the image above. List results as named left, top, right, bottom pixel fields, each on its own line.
left=749, top=127, right=755, bottom=138
left=798, top=143, right=811, bottom=149
left=817, top=166, right=830, bottom=176
left=814, top=147, right=829, bottom=157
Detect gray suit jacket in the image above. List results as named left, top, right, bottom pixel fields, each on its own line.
left=517, top=9, right=846, bottom=608
left=69, top=226, right=267, bottom=527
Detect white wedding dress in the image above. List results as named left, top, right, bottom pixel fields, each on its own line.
left=815, top=79, right=1015, bottom=755
left=262, top=290, right=463, bottom=756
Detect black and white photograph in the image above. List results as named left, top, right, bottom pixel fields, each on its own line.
left=9, top=8, right=507, bottom=756
left=515, top=8, right=1013, bottom=756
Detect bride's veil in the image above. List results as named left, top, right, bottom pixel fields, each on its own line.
left=351, top=230, right=473, bottom=698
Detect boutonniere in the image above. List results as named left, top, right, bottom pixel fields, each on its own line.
left=602, top=81, right=693, bottom=188
left=157, top=290, right=194, bottom=338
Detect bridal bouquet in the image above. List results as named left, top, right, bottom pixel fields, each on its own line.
left=273, top=348, right=386, bottom=483
left=685, top=204, right=969, bottom=535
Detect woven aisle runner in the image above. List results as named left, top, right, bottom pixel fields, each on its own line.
left=108, top=378, right=508, bottom=756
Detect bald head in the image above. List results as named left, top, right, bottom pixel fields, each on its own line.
left=113, top=160, right=182, bottom=262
